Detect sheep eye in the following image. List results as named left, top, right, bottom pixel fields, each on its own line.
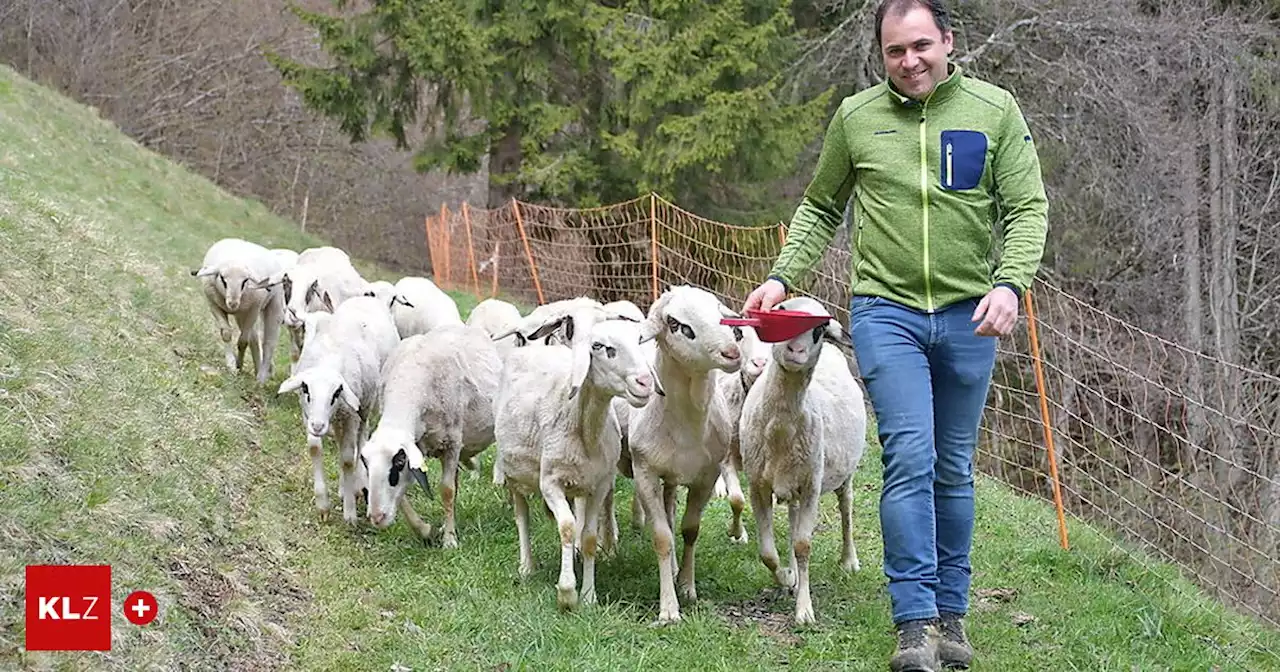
left=218, top=275, right=227, bottom=287
left=680, top=324, right=695, bottom=339
left=592, top=342, right=604, bottom=351
left=300, top=381, right=309, bottom=397
left=666, top=316, right=681, bottom=333
left=732, top=326, right=743, bottom=341
left=359, top=454, right=368, bottom=469
left=605, top=346, right=617, bottom=358
left=282, top=277, right=293, bottom=302
left=812, top=326, right=824, bottom=343
left=331, top=385, right=343, bottom=403
left=241, top=278, right=249, bottom=288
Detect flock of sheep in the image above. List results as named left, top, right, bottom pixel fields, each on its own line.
left=191, top=236, right=870, bottom=626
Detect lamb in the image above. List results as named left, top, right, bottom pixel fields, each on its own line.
left=493, top=296, right=605, bottom=346
left=465, top=298, right=524, bottom=359
left=738, top=296, right=867, bottom=625
left=626, top=284, right=745, bottom=624
left=277, top=295, right=401, bottom=524
left=363, top=279, right=397, bottom=307
left=264, top=246, right=368, bottom=364
left=493, top=306, right=663, bottom=610
left=389, top=276, right=464, bottom=338
left=708, top=325, right=771, bottom=544
left=191, top=237, right=287, bottom=385
left=359, top=323, right=502, bottom=548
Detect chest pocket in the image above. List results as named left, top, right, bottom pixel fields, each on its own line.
left=940, top=129, right=988, bottom=191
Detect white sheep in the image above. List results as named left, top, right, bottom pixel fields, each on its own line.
left=708, top=325, right=771, bottom=544
left=191, top=237, right=287, bottom=385
left=738, top=296, right=867, bottom=625
left=277, top=295, right=401, bottom=524
left=390, top=276, right=464, bottom=338
left=493, top=307, right=663, bottom=610
left=465, top=298, right=524, bottom=359
left=492, top=296, right=604, bottom=347
left=627, top=284, right=745, bottom=624
left=265, top=246, right=368, bottom=363
left=363, top=279, right=397, bottom=307
left=359, top=323, right=502, bottom=548
left=271, top=247, right=300, bottom=270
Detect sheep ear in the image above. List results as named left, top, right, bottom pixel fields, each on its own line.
left=411, top=467, right=432, bottom=497
left=405, top=441, right=426, bottom=471
left=527, top=316, right=567, bottom=343
left=567, top=338, right=592, bottom=399
left=193, top=266, right=218, bottom=278
left=277, top=375, right=303, bottom=395
left=718, top=303, right=739, bottom=319
left=822, top=318, right=853, bottom=350
left=339, top=383, right=360, bottom=412
left=393, top=294, right=415, bottom=309
left=639, top=292, right=672, bottom=342
left=320, top=291, right=335, bottom=313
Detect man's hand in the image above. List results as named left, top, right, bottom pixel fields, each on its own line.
left=743, top=278, right=788, bottom=314
left=972, top=285, right=1020, bottom=337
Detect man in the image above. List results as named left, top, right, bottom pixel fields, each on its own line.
left=742, top=1, right=1049, bottom=670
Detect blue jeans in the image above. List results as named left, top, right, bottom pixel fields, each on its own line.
left=848, top=294, right=997, bottom=625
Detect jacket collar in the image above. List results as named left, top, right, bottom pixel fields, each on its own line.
left=885, top=62, right=963, bottom=107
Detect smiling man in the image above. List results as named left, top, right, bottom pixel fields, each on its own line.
left=742, top=1, right=1049, bottom=670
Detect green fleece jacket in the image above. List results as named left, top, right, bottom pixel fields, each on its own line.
left=768, top=65, right=1049, bottom=313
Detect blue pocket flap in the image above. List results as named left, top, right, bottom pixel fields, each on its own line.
left=941, top=130, right=988, bottom=190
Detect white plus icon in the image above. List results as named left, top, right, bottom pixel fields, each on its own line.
left=131, top=598, right=151, bottom=618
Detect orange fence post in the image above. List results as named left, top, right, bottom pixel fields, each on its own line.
left=463, top=202, right=480, bottom=297
left=425, top=215, right=437, bottom=277
left=778, top=222, right=787, bottom=247
left=439, top=203, right=452, bottom=290
left=1025, top=288, right=1071, bottom=551
left=650, top=192, right=660, bottom=302
left=511, top=198, right=545, bottom=304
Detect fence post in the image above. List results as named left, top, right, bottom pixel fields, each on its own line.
left=439, top=203, right=452, bottom=289
left=1024, top=288, right=1071, bottom=551
left=650, top=192, right=660, bottom=302
left=462, top=202, right=480, bottom=298
left=490, top=239, right=501, bottom=299
left=511, top=198, right=545, bottom=304
left=424, top=215, right=437, bottom=278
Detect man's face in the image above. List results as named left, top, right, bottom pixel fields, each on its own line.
left=880, top=4, right=954, bottom=100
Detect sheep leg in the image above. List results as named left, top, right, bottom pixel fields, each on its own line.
left=206, top=300, right=237, bottom=369
left=598, top=481, right=618, bottom=558
left=512, top=492, right=535, bottom=577
left=631, top=485, right=646, bottom=530
left=308, top=436, right=329, bottom=517
left=791, top=488, right=821, bottom=625
left=439, top=437, right=462, bottom=548
left=541, top=481, right=579, bottom=611
left=398, top=495, right=434, bottom=541
left=288, top=323, right=304, bottom=362
left=338, top=417, right=360, bottom=525
left=751, top=479, right=791, bottom=587
left=676, top=477, right=715, bottom=602
left=233, top=308, right=261, bottom=375
left=662, top=483, right=679, bottom=577
left=578, top=485, right=608, bottom=606
left=838, top=477, right=860, bottom=573
left=257, top=294, right=284, bottom=384
left=722, top=458, right=749, bottom=544
left=634, top=470, right=680, bottom=624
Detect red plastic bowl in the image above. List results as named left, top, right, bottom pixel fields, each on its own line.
left=721, top=309, right=832, bottom=343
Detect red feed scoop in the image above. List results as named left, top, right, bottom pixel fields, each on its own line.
left=720, top=309, right=833, bottom=343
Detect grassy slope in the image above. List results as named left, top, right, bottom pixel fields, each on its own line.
left=0, top=64, right=1275, bottom=671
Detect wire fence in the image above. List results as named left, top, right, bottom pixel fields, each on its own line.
left=426, top=192, right=1280, bottom=638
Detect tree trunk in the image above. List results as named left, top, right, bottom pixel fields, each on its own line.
left=1180, top=93, right=1207, bottom=475
left=486, top=123, right=523, bottom=210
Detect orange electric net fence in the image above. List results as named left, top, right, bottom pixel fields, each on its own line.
left=426, top=193, right=1280, bottom=635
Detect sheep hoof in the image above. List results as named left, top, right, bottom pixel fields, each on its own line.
left=442, top=533, right=459, bottom=549
left=775, top=567, right=795, bottom=589
left=556, top=585, right=578, bottom=611
left=795, top=606, right=816, bottom=626
left=728, top=529, right=749, bottom=545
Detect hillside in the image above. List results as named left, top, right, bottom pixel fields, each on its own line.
left=0, top=65, right=1276, bottom=671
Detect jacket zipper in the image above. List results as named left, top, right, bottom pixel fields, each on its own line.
left=945, top=141, right=953, bottom=188
left=919, top=95, right=935, bottom=312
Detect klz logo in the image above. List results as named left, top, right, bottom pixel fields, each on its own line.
left=25, top=565, right=112, bottom=651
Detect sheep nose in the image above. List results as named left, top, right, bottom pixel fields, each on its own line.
left=370, top=511, right=386, bottom=526
left=635, top=373, right=653, bottom=389
left=309, top=422, right=326, bottom=435
left=787, top=343, right=806, bottom=354
left=751, top=357, right=768, bottom=369
left=721, top=344, right=741, bottom=360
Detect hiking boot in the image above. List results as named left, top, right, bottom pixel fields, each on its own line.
left=889, top=618, right=940, bottom=672
left=937, top=612, right=973, bottom=669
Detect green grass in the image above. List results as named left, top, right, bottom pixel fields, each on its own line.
left=1, top=63, right=1277, bottom=671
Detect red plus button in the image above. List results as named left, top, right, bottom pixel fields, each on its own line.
left=123, top=590, right=158, bottom=625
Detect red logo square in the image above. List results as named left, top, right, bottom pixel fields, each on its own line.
left=25, top=565, right=112, bottom=651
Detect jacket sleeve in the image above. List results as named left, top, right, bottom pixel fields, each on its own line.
left=990, top=93, right=1049, bottom=297
left=767, top=105, right=855, bottom=290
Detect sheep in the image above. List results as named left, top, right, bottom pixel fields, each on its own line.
left=363, top=279, right=397, bottom=307
left=493, top=306, right=664, bottom=610
left=465, top=298, right=524, bottom=359
left=738, top=296, right=867, bottom=625
left=359, top=323, right=502, bottom=548
left=191, top=237, right=287, bottom=385
left=271, top=247, right=300, bottom=270
left=264, top=246, right=368, bottom=363
left=626, top=284, right=745, bottom=624
left=493, top=296, right=604, bottom=347
left=708, top=325, right=771, bottom=544
left=389, top=276, right=464, bottom=338
left=277, top=295, right=401, bottom=524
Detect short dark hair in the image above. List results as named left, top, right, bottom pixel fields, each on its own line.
left=874, top=0, right=952, bottom=46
